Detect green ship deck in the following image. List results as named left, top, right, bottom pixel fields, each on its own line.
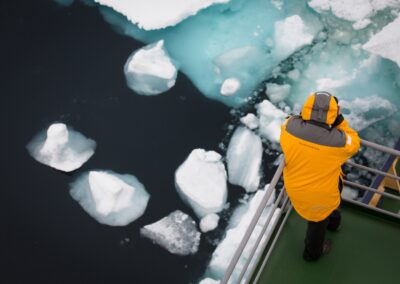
left=255, top=204, right=400, bottom=284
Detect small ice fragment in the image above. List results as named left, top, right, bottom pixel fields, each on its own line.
left=26, top=123, right=96, bottom=172
left=124, top=40, right=178, bottom=96
left=199, top=278, right=221, bottom=284
left=200, top=213, right=220, bottom=233
left=287, top=69, right=300, bottom=81
left=227, top=127, right=263, bottom=192
left=70, top=170, right=150, bottom=226
left=266, top=83, right=291, bottom=103
left=140, top=210, right=201, bottom=255
left=220, top=78, right=241, bottom=96
left=175, top=149, right=228, bottom=217
left=240, top=113, right=259, bottom=130
left=257, top=100, right=286, bottom=143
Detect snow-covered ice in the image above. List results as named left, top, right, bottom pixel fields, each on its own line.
left=94, top=0, right=230, bottom=30
left=266, top=83, right=291, bottom=103
left=70, top=170, right=150, bottom=226
left=227, top=127, right=263, bottom=193
left=240, top=113, right=259, bottom=130
left=124, top=40, right=178, bottom=96
left=220, top=78, right=241, bottom=96
left=199, top=278, right=220, bottom=284
left=27, top=123, right=96, bottom=172
left=257, top=100, right=287, bottom=143
left=363, top=16, right=400, bottom=67
left=273, top=15, right=314, bottom=60
left=175, top=149, right=228, bottom=217
left=205, top=188, right=279, bottom=282
left=200, top=213, right=220, bottom=233
left=140, top=210, right=201, bottom=255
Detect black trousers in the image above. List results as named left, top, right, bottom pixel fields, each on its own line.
left=303, top=209, right=341, bottom=261
left=303, top=177, right=343, bottom=261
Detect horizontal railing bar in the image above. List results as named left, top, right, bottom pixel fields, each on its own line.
left=244, top=196, right=290, bottom=284
left=342, top=197, right=400, bottom=219
left=237, top=190, right=286, bottom=283
left=361, top=139, right=400, bottom=157
left=345, top=161, right=400, bottom=181
left=221, top=157, right=285, bottom=284
left=253, top=205, right=293, bottom=284
left=344, top=180, right=400, bottom=202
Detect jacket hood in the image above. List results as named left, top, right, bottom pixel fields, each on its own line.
left=301, top=91, right=339, bottom=125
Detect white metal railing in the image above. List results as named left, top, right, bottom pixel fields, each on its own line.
left=221, top=139, right=400, bottom=284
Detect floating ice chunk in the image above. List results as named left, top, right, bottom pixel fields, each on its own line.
left=363, top=16, right=400, bottom=67
left=94, top=0, right=230, bottom=30
left=341, top=186, right=358, bottom=200
left=206, top=189, right=279, bottom=282
left=257, top=100, right=286, bottom=143
left=124, top=40, right=178, bottom=96
left=240, top=113, right=259, bottom=130
left=340, top=95, right=397, bottom=131
left=266, top=83, right=291, bottom=103
left=70, top=170, right=150, bottom=226
left=220, top=78, right=241, bottom=96
left=27, top=123, right=96, bottom=172
left=175, top=149, right=228, bottom=218
left=199, top=278, right=220, bottom=284
left=200, top=213, right=220, bottom=233
left=141, top=210, right=201, bottom=255
left=287, top=69, right=300, bottom=81
left=227, top=127, right=263, bottom=193
left=273, top=15, right=314, bottom=60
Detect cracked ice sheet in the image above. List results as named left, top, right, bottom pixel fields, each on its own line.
left=94, top=0, right=230, bottom=30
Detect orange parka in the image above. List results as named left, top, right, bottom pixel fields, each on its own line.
left=280, top=92, right=360, bottom=222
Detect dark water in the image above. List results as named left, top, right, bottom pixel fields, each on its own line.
left=1, top=1, right=235, bottom=283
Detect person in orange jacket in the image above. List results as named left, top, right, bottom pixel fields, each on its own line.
left=280, top=91, right=360, bottom=261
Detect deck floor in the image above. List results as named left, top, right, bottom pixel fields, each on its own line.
left=256, top=205, right=400, bottom=284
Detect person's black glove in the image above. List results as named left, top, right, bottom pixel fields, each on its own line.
left=332, top=113, right=344, bottom=127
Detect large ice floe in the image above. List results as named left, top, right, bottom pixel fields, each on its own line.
left=124, top=40, right=178, bottom=95
left=27, top=123, right=96, bottom=172
left=363, top=15, right=400, bottom=67
left=227, top=127, right=263, bottom=193
left=70, top=170, right=150, bottom=226
left=175, top=149, right=228, bottom=218
left=202, top=188, right=280, bottom=282
left=140, top=210, right=201, bottom=255
left=94, top=0, right=229, bottom=30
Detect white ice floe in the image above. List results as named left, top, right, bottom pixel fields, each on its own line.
left=124, top=40, right=178, bottom=96
left=363, top=15, right=400, bottom=67
left=308, top=0, right=400, bottom=30
left=220, top=78, right=241, bottom=96
left=70, top=170, right=150, bottom=226
left=273, top=15, right=314, bottom=60
left=227, top=127, right=263, bottom=193
left=199, top=278, right=221, bottom=284
left=266, top=83, right=291, bottom=103
left=200, top=213, right=220, bottom=233
left=240, top=113, right=259, bottom=130
left=257, top=100, right=287, bottom=143
left=95, top=0, right=230, bottom=30
left=206, top=188, right=280, bottom=282
left=175, top=149, right=228, bottom=218
left=27, top=123, right=96, bottom=172
left=140, top=210, right=201, bottom=255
